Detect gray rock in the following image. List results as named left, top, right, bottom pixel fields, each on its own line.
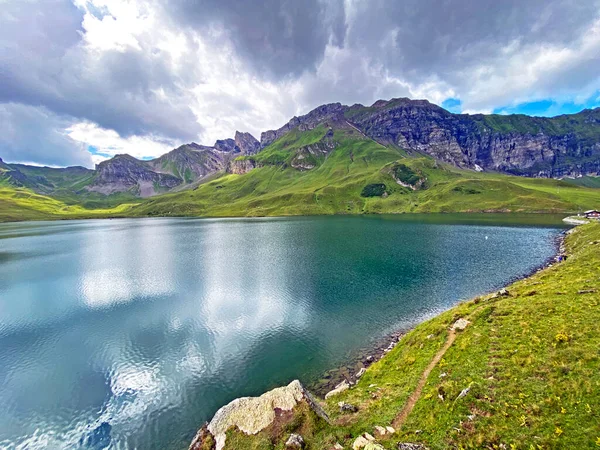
left=285, top=433, right=305, bottom=449
left=397, top=444, right=429, bottom=450
left=338, top=402, right=358, bottom=413
left=325, top=380, right=350, bottom=399
left=201, top=380, right=329, bottom=450
left=456, top=387, right=471, bottom=400
left=364, top=444, right=385, bottom=450
left=234, top=131, right=261, bottom=154
left=451, top=318, right=470, bottom=331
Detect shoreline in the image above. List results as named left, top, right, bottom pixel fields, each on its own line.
left=0, top=209, right=580, bottom=225
left=308, top=227, right=568, bottom=397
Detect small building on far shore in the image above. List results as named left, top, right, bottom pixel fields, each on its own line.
left=584, top=210, right=600, bottom=219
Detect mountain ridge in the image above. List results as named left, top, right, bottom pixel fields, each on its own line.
left=1, top=98, right=599, bottom=203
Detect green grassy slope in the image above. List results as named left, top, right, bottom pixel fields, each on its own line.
left=562, top=176, right=600, bottom=189
left=0, top=186, right=137, bottom=222
left=0, top=161, right=140, bottom=210
left=131, top=127, right=600, bottom=218
left=223, top=222, right=600, bottom=449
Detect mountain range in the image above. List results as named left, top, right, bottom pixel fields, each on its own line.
left=1, top=97, right=600, bottom=221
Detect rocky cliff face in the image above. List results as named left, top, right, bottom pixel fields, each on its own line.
left=88, top=154, right=182, bottom=197
left=346, top=99, right=600, bottom=177
left=259, top=98, right=600, bottom=178
left=228, top=158, right=257, bottom=175
left=149, top=143, right=229, bottom=183
left=234, top=131, right=260, bottom=154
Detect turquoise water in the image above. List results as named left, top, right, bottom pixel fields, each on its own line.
left=0, top=216, right=564, bottom=449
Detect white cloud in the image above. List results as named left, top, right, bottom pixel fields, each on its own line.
left=66, top=122, right=179, bottom=160
left=460, top=18, right=600, bottom=112
left=77, top=1, right=146, bottom=52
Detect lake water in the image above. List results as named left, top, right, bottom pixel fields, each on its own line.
left=0, top=215, right=566, bottom=449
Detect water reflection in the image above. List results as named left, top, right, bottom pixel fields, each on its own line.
left=79, top=220, right=177, bottom=308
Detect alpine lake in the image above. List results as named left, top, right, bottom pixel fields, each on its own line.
left=0, top=214, right=568, bottom=449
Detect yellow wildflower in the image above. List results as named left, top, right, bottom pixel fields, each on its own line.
left=555, top=427, right=563, bottom=436
left=519, top=415, right=527, bottom=427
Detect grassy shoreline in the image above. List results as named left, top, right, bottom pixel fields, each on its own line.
left=308, top=230, right=566, bottom=399
left=218, top=222, right=600, bottom=449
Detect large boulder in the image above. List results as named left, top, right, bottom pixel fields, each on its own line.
left=189, top=380, right=329, bottom=450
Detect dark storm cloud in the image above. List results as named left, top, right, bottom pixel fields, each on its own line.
left=162, top=0, right=347, bottom=78
left=162, top=0, right=600, bottom=85
left=344, top=0, right=600, bottom=85
left=0, top=0, right=202, bottom=142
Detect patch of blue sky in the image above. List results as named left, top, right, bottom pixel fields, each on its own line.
left=87, top=145, right=110, bottom=158
left=493, top=91, right=600, bottom=117
left=441, top=98, right=462, bottom=113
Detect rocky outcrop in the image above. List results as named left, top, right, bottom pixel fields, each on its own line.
left=213, top=138, right=238, bottom=153
left=345, top=98, right=600, bottom=177
left=290, top=128, right=337, bottom=170
left=148, top=143, right=228, bottom=183
left=88, top=154, right=182, bottom=197
left=214, top=131, right=260, bottom=154
left=190, top=380, right=329, bottom=450
left=228, top=158, right=257, bottom=175
left=85, top=131, right=260, bottom=197
left=235, top=131, right=261, bottom=155
left=149, top=132, right=260, bottom=184
left=261, top=103, right=346, bottom=148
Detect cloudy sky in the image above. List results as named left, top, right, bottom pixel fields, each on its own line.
left=1, top=0, right=600, bottom=167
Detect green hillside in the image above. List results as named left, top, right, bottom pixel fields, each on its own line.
left=0, top=186, right=136, bottom=222
left=1, top=125, right=599, bottom=222
left=221, top=222, right=600, bottom=449
left=132, top=126, right=600, bottom=218
left=562, top=176, right=600, bottom=189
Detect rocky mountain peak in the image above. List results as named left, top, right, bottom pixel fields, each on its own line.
left=213, top=138, right=238, bottom=153
left=234, top=131, right=260, bottom=154
left=260, top=102, right=346, bottom=148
